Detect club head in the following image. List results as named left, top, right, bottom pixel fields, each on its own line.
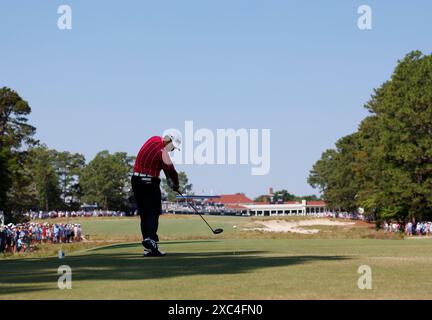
left=213, top=228, right=224, bottom=234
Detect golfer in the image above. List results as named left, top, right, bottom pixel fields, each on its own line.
left=132, top=134, right=181, bottom=257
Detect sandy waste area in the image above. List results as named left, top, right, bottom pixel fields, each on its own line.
left=249, top=219, right=355, bottom=234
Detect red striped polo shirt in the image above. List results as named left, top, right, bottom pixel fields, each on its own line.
left=133, top=136, right=179, bottom=185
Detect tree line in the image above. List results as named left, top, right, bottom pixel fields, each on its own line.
left=254, top=190, right=320, bottom=203
left=0, top=87, right=193, bottom=223
left=308, top=51, right=432, bottom=222
left=3, top=50, right=430, bottom=223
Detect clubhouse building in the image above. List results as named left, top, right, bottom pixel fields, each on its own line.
left=207, top=191, right=334, bottom=216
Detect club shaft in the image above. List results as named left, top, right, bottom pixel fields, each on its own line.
left=177, top=192, right=215, bottom=233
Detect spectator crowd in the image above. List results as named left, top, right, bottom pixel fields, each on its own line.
left=26, top=210, right=127, bottom=219
left=384, top=221, right=432, bottom=236
left=0, top=222, right=83, bottom=254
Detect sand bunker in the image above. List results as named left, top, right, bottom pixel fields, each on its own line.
left=250, top=219, right=355, bottom=234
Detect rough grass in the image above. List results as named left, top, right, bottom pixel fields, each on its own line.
left=2, top=238, right=432, bottom=299
left=1, top=242, right=113, bottom=260
left=1, top=215, right=431, bottom=299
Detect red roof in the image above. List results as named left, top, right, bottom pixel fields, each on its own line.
left=284, top=201, right=300, bottom=204
left=306, top=201, right=326, bottom=206
left=208, top=193, right=253, bottom=204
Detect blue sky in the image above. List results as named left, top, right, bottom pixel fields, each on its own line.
left=1, top=1, right=431, bottom=198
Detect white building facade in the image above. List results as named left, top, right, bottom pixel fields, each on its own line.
left=243, top=200, right=334, bottom=217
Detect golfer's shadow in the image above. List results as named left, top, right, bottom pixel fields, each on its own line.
left=0, top=243, right=350, bottom=295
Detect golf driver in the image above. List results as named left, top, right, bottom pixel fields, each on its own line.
left=176, top=191, right=224, bottom=234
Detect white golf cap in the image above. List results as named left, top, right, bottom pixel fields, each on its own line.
left=163, top=132, right=182, bottom=151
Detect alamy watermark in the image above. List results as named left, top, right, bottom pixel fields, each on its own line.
left=57, top=5, right=72, bottom=30
left=357, top=5, right=372, bottom=30
left=56, top=4, right=373, bottom=32
left=357, top=265, right=372, bottom=290
left=57, top=265, right=72, bottom=289
left=163, top=121, right=271, bottom=176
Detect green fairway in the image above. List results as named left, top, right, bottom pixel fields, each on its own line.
left=1, top=216, right=432, bottom=299
left=72, top=215, right=250, bottom=241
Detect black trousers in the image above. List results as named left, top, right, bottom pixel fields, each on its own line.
left=131, top=175, right=162, bottom=244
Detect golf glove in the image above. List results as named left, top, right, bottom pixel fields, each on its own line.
left=167, top=178, right=179, bottom=192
